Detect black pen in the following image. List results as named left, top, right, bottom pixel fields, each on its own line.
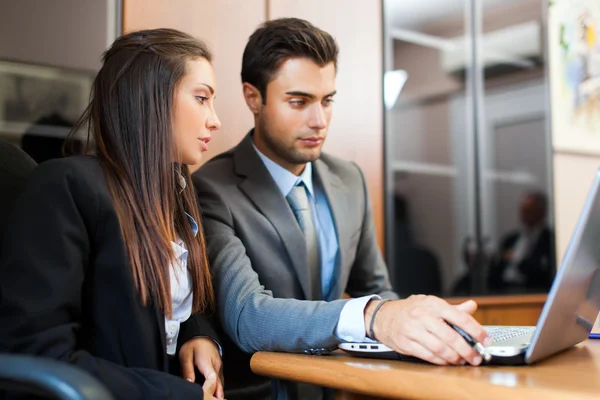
left=448, top=323, right=491, bottom=363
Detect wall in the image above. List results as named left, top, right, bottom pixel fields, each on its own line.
left=123, top=0, right=385, bottom=249
left=553, top=153, right=600, bottom=264
left=548, top=0, right=600, bottom=265
left=0, top=0, right=115, bottom=71
left=123, top=0, right=264, bottom=165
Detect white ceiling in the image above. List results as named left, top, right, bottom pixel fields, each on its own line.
left=385, top=0, right=526, bottom=30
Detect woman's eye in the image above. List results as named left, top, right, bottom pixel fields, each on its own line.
left=196, top=96, right=208, bottom=105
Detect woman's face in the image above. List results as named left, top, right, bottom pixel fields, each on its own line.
left=172, top=58, right=221, bottom=165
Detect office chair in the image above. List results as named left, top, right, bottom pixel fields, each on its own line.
left=0, top=139, right=113, bottom=400
left=0, top=139, right=36, bottom=250
left=0, top=355, right=113, bottom=400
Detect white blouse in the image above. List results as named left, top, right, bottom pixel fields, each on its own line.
left=165, top=173, right=197, bottom=355
left=165, top=236, right=194, bottom=355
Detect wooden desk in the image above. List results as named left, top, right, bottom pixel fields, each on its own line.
left=251, top=340, right=600, bottom=399
left=447, top=294, right=547, bottom=326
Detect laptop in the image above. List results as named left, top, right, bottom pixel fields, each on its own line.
left=340, top=170, right=600, bottom=365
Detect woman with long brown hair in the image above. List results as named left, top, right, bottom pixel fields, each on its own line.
left=0, top=28, right=224, bottom=399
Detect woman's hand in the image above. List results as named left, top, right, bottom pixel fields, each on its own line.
left=202, top=372, right=219, bottom=400
left=179, top=337, right=224, bottom=399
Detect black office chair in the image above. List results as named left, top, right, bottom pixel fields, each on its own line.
left=0, top=139, right=37, bottom=251
left=0, top=139, right=113, bottom=400
left=0, top=355, right=113, bottom=400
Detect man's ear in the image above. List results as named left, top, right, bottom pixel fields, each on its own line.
left=242, top=82, right=263, bottom=114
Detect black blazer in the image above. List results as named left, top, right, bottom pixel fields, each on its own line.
left=488, top=227, right=555, bottom=291
left=0, top=156, right=218, bottom=399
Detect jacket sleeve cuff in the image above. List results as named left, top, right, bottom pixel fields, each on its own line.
left=178, top=313, right=221, bottom=353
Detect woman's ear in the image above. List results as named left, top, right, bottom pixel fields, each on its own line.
left=242, top=82, right=263, bottom=115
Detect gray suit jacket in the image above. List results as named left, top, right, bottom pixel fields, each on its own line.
left=193, top=133, right=397, bottom=398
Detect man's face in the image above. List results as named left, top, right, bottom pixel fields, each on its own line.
left=519, top=194, right=545, bottom=228
left=252, top=58, right=336, bottom=174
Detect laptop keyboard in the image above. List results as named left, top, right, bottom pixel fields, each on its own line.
left=484, top=327, right=536, bottom=344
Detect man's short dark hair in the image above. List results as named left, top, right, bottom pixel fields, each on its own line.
left=241, top=18, right=339, bottom=103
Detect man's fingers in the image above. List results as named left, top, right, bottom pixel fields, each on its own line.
left=439, top=305, right=491, bottom=346
left=424, top=317, right=480, bottom=365
left=410, top=321, right=462, bottom=365
left=406, top=340, right=447, bottom=365
left=454, top=300, right=477, bottom=314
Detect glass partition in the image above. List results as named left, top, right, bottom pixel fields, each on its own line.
left=383, top=0, right=554, bottom=297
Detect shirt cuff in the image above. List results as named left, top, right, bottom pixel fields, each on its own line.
left=193, top=336, right=223, bottom=357
left=335, top=295, right=381, bottom=343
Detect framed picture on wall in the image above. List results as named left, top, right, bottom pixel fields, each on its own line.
left=0, top=59, right=93, bottom=144
left=549, top=0, right=600, bottom=155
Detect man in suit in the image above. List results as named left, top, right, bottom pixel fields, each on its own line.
left=488, top=191, right=555, bottom=292
left=193, top=18, right=491, bottom=400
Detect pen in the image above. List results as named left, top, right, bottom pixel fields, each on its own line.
left=448, top=323, right=492, bottom=363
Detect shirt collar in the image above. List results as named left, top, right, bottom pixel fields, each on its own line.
left=172, top=212, right=198, bottom=260
left=176, top=170, right=187, bottom=193
left=252, top=142, right=314, bottom=197
left=175, top=169, right=198, bottom=237
left=186, top=212, right=198, bottom=237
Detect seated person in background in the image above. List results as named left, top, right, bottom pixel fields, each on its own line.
left=21, top=111, right=79, bottom=164
left=488, top=191, right=554, bottom=292
left=0, top=29, right=224, bottom=400
left=193, top=18, right=491, bottom=400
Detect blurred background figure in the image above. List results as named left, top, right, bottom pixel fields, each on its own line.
left=488, top=191, right=554, bottom=292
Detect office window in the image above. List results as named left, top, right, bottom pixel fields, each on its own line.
left=0, top=0, right=120, bottom=162
left=383, top=0, right=555, bottom=297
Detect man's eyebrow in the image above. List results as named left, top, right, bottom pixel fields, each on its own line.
left=285, top=91, right=315, bottom=98
left=285, top=90, right=337, bottom=98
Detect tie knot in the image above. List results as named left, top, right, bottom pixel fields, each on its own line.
left=287, top=183, right=310, bottom=212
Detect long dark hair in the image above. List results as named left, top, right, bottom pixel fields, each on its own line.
left=72, top=28, right=214, bottom=317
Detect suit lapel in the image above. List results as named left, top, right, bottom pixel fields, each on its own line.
left=313, top=159, right=351, bottom=300
left=234, top=134, right=312, bottom=299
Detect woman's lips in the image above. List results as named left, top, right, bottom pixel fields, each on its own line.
left=199, top=136, right=211, bottom=151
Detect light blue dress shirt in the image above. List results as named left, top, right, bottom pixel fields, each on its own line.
left=253, top=146, right=339, bottom=298
left=253, top=144, right=379, bottom=343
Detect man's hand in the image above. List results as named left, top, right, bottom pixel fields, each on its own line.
left=365, top=296, right=492, bottom=366
left=179, top=337, right=224, bottom=399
